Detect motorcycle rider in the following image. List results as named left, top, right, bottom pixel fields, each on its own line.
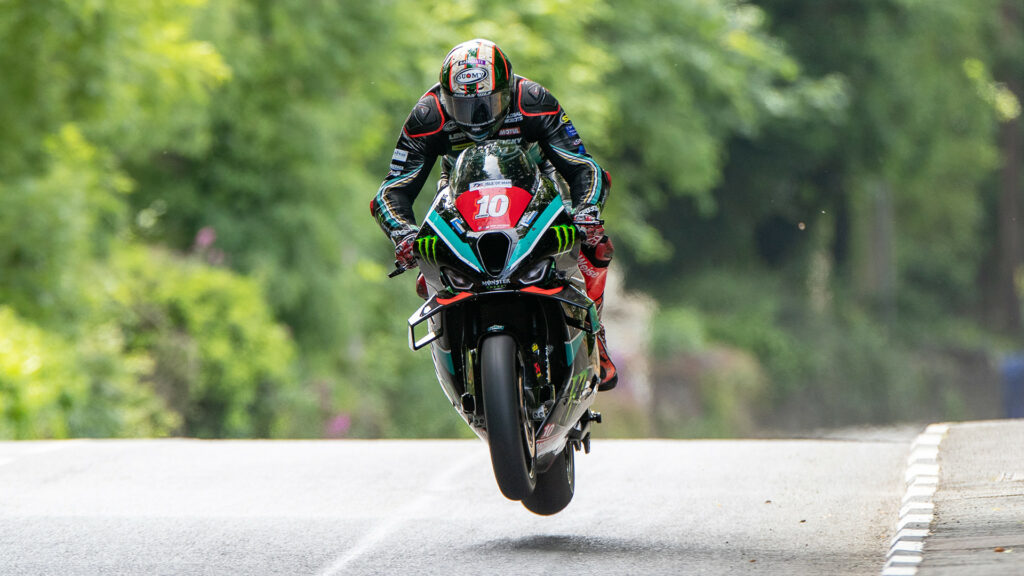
left=370, top=38, right=618, bottom=391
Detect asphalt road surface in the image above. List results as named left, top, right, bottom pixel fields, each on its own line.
left=0, top=436, right=913, bottom=575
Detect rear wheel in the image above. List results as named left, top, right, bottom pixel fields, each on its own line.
left=522, top=443, right=575, bottom=515
left=481, top=334, right=536, bottom=501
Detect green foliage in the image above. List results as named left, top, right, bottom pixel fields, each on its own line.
left=593, top=0, right=846, bottom=261
left=653, top=269, right=924, bottom=432
left=651, top=306, right=706, bottom=358
left=111, top=247, right=300, bottom=438
left=0, top=306, right=176, bottom=439
left=0, top=0, right=1019, bottom=438
left=0, top=126, right=129, bottom=323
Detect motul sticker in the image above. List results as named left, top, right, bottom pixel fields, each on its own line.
left=498, top=127, right=521, bottom=137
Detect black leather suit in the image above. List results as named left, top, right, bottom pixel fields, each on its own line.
left=371, top=76, right=609, bottom=243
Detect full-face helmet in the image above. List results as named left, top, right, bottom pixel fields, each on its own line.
left=439, top=39, right=513, bottom=142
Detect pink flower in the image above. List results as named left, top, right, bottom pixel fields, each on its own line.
left=326, top=413, right=351, bottom=438
left=194, top=226, right=217, bottom=250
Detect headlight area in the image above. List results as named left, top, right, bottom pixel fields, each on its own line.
left=517, top=258, right=552, bottom=286
left=441, top=266, right=475, bottom=291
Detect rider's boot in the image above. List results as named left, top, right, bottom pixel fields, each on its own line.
left=596, top=327, right=618, bottom=391
left=578, top=235, right=618, bottom=391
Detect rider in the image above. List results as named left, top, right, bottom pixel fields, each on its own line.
left=370, top=38, right=618, bottom=391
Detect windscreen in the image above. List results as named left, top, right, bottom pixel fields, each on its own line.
left=451, top=142, right=539, bottom=232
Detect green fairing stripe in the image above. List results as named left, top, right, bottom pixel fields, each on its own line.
left=565, top=331, right=584, bottom=366
left=508, top=200, right=565, bottom=270
left=550, top=146, right=603, bottom=206
left=375, top=167, right=423, bottom=228
left=426, top=210, right=484, bottom=273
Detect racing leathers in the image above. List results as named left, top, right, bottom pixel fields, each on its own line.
left=371, top=76, right=618, bottom=389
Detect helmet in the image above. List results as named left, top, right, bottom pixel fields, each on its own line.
left=439, top=39, right=513, bottom=142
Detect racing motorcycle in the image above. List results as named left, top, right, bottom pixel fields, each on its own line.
left=389, top=141, right=603, bottom=515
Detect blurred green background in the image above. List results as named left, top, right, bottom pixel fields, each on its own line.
left=1, top=0, right=1022, bottom=439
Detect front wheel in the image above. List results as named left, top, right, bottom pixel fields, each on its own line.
left=522, top=443, right=575, bottom=515
left=481, top=334, right=536, bottom=501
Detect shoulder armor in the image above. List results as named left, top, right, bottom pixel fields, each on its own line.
left=404, top=88, right=446, bottom=138
left=517, top=79, right=560, bottom=116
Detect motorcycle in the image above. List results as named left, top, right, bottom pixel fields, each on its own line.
left=389, top=141, right=603, bottom=515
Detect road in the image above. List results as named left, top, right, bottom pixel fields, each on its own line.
left=0, top=436, right=911, bottom=575
left=918, top=420, right=1024, bottom=575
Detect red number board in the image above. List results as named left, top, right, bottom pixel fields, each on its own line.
left=454, top=185, right=533, bottom=232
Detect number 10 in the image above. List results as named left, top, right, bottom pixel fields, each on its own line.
left=475, top=194, right=509, bottom=219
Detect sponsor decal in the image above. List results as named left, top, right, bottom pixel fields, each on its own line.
left=505, top=112, right=523, bottom=123
left=577, top=257, right=600, bottom=278
left=450, top=218, right=467, bottom=235
left=520, top=211, right=538, bottom=227
left=498, top=127, right=521, bottom=137
left=469, top=179, right=513, bottom=191
left=482, top=279, right=510, bottom=288
left=416, top=236, right=439, bottom=265
left=449, top=132, right=469, bottom=143
left=453, top=142, right=474, bottom=151
left=444, top=122, right=458, bottom=132
left=455, top=67, right=488, bottom=85
left=552, top=224, right=577, bottom=253
left=564, top=123, right=578, bottom=138
left=572, top=138, right=582, bottom=146
left=388, top=170, right=401, bottom=177
left=389, top=163, right=403, bottom=171
left=561, top=113, right=570, bottom=123
left=392, top=149, right=409, bottom=162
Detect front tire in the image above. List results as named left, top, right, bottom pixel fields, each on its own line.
left=481, top=334, right=536, bottom=501
left=522, top=443, right=575, bottom=515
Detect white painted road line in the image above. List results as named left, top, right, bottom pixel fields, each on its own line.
left=314, top=452, right=482, bottom=576
left=904, top=463, right=940, bottom=483
left=901, top=485, right=937, bottom=504
left=0, top=441, right=80, bottom=468
left=898, top=502, right=934, bottom=518
left=883, top=423, right=949, bottom=576
left=883, top=567, right=921, bottom=576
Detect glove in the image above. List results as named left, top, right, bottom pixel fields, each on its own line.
left=573, top=205, right=605, bottom=247
left=394, top=230, right=419, bottom=271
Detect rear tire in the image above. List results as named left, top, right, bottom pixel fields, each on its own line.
left=481, top=334, right=536, bottom=501
left=522, top=443, right=575, bottom=515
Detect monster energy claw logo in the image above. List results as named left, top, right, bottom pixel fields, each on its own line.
left=416, top=236, right=439, bottom=264
left=552, top=225, right=576, bottom=253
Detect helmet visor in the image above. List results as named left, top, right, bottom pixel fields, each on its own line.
left=444, top=90, right=510, bottom=136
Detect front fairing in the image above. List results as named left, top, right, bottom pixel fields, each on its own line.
left=414, top=176, right=579, bottom=296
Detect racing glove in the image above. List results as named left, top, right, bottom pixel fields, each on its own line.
left=394, top=229, right=419, bottom=271
left=573, top=205, right=605, bottom=247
